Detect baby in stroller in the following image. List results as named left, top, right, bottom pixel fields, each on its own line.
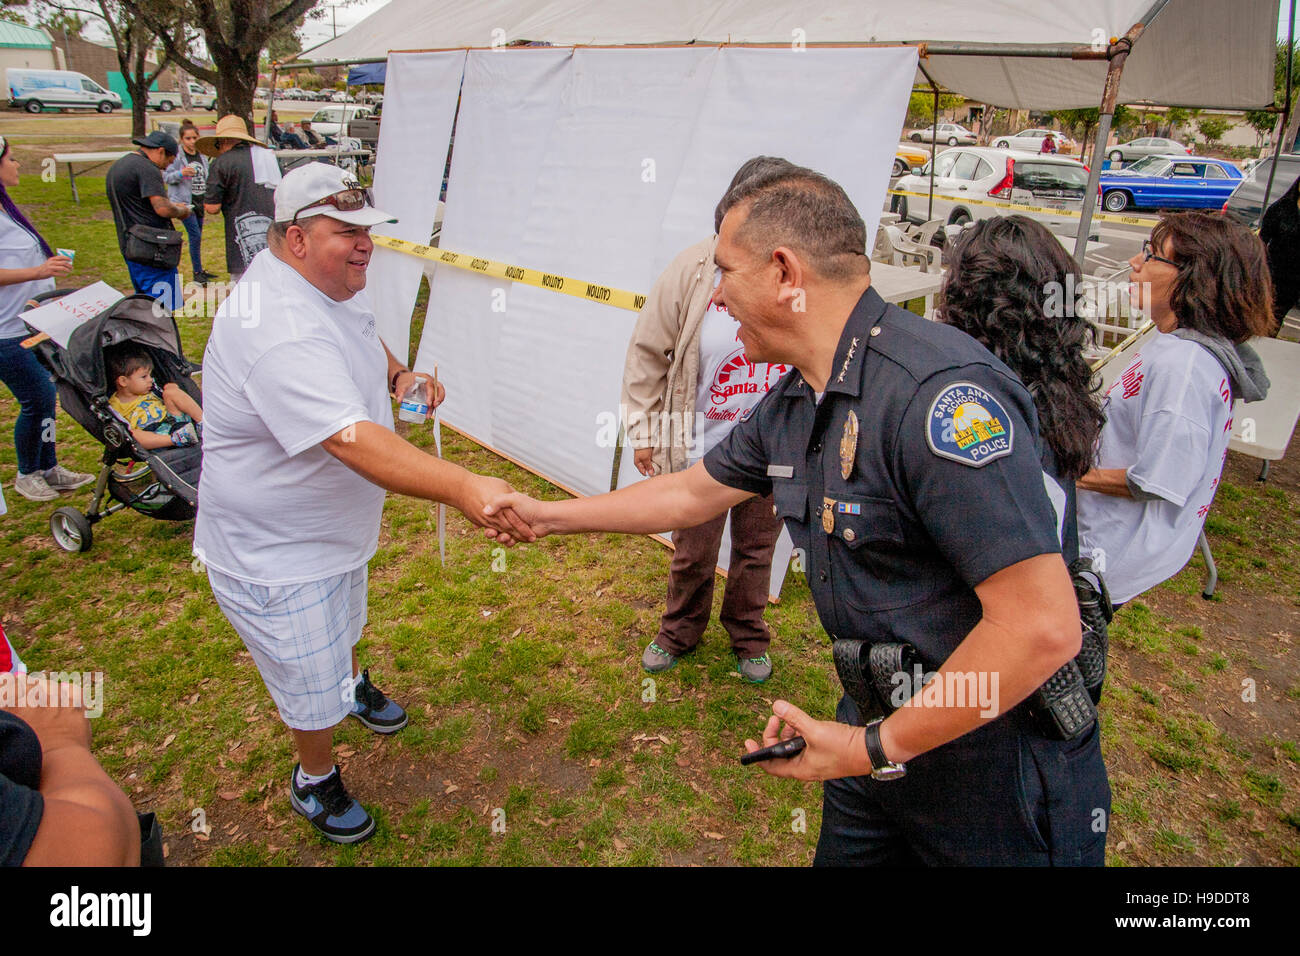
left=105, top=345, right=203, bottom=449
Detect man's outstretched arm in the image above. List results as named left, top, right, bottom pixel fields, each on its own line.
left=483, top=461, right=754, bottom=538
left=322, top=421, right=535, bottom=544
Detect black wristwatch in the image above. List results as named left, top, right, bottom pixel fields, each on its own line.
left=390, top=368, right=409, bottom=396
left=864, top=718, right=906, bottom=781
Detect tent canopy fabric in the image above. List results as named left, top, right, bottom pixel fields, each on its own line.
left=346, top=61, right=387, bottom=85
left=302, top=0, right=1276, bottom=110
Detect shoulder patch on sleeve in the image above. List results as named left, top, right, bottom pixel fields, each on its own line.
left=925, top=381, right=1015, bottom=467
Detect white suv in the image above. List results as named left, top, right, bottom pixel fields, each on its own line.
left=892, top=146, right=1094, bottom=231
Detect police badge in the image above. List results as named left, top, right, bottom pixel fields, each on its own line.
left=840, top=411, right=859, bottom=480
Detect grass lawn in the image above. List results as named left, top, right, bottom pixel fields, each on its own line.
left=0, top=164, right=1297, bottom=866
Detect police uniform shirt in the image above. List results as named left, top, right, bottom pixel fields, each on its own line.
left=703, top=286, right=1063, bottom=671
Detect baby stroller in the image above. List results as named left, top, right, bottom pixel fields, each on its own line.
left=23, top=290, right=202, bottom=553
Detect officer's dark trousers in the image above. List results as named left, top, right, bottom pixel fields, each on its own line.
left=656, top=493, right=780, bottom=659
left=814, top=695, right=1110, bottom=866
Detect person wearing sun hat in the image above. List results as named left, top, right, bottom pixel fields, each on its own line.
left=194, top=163, right=535, bottom=844
left=197, top=115, right=280, bottom=279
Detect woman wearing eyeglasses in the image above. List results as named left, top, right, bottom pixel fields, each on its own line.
left=1076, top=211, right=1274, bottom=605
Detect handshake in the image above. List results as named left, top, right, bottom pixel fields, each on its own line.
left=466, top=479, right=551, bottom=546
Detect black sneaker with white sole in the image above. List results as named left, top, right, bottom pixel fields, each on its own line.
left=289, top=764, right=376, bottom=844
left=350, top=668, right=408, bottom=734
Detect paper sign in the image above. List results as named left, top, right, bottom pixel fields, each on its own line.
left=20, top=281, right=123, bottom=348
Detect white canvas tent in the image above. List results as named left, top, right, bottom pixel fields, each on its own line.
left=283, top=1, right=1280, bottom=598
left=303, top=0, right=1277, bottom=110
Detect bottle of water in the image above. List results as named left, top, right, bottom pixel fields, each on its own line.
left=397, top=375, right=430, bottom=424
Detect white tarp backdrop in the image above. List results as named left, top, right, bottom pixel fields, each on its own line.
left=407, top=45, right=915, bottom=497
left=304, top=0, right=1276, bottom=110
left=369, top=50, right=465, bottom=356
left=384, top=45, right=913, bottom=598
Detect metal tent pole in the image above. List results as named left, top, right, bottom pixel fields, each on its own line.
left=1073, top=26, right=1143, bottom=266
left=1261, top=0, right=1296, bottom=215
left=266, top=65, right=279, bottom=146
left=918, top=63, right=939, bottom=220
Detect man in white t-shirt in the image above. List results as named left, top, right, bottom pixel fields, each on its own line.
left=194, top=163, right=533, bottom=844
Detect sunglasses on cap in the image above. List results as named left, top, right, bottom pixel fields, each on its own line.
left=291, top=182, right=374, bottom=225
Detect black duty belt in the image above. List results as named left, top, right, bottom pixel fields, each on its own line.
left=831, top=637, right=1097, bottom=741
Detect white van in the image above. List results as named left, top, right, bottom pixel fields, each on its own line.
left=148, top=81, right=218, bottom=112
left=7, top=68, right=121, bottom=114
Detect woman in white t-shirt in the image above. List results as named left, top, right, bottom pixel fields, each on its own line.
left=0, top=136, right=92, bottom=502
left=1077, top=212, right=1274, bottom=604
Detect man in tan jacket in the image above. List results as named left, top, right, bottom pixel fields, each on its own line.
left=620, top=157, right=793, bottom=682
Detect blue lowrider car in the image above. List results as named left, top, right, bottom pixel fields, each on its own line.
left=1100, top=155, right=1243, bottom=213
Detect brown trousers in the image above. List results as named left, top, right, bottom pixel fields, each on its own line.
left=656, top=493, right=781, bottom=659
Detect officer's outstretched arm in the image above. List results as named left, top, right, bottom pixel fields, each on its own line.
left=483, top=461, right=753, bottom=539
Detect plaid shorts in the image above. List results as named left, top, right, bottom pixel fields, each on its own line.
left=207, top=564, right=368, bottom=731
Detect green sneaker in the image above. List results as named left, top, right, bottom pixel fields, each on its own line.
left=736, top=653, right=773, bottom=683
left=641, top=641, right=680, bottom=674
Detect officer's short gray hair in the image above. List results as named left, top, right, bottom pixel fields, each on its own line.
left=721, top=165, right=870, bottom=281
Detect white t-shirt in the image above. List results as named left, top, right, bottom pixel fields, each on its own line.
left=193, top=248, right=393, bottom=585
left=1077, top=333, right=1235, bottom=604
left=0, top=213, right=53, bottom=339
left=691, top=297, right=788, bottom=462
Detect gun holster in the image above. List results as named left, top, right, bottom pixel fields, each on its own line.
left=831, top=639, right=919, bottom=721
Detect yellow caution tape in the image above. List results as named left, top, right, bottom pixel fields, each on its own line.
left=887, top=188, right=1159, bottom=227
left=372, top=235, right=647, bottom=312
left=1090, top=320, right=1153, bottom=372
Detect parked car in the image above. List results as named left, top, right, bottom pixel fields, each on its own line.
left=1099, top=154, right=1243, bottom=212
left=893, top=143, right=931, bottom=177
left=891, top=146, right=1093, bottom=232
left=148, top=81, right=217, bottom=112
left=992, top=128, right=1079, bottom=153
left=6, top=67, right=120, bottom=113
left=1105, top=136, right=1191, bottom=164
left=347, top=112, right=381, bottom=152
left=1222, top=153, right=1300, bottom=229
left=306, top=104, right=374, bottom=138
left=907, top=123, right=978, bottom=146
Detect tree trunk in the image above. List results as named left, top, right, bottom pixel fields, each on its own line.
left=214, top=54, right=259, bottom=134
left=130, top=34, right=149, bottom=138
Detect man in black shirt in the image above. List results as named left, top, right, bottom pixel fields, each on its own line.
left=105, top=131, right=192, bottom=312
left=197, top=115, right=278, bottom=279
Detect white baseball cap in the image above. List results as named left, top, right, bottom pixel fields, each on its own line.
left=273, top=162, right=397, bottom=226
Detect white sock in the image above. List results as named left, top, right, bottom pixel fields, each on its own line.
left=296, top=764, right=337, bottom=788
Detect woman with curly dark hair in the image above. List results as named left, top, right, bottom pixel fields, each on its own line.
left=1077, top=211, right=1273, bottom=604
left=938, top=215, right=1104, bottom=562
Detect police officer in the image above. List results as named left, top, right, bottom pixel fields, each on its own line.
left=485, top=164, right=1110, bottom=865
